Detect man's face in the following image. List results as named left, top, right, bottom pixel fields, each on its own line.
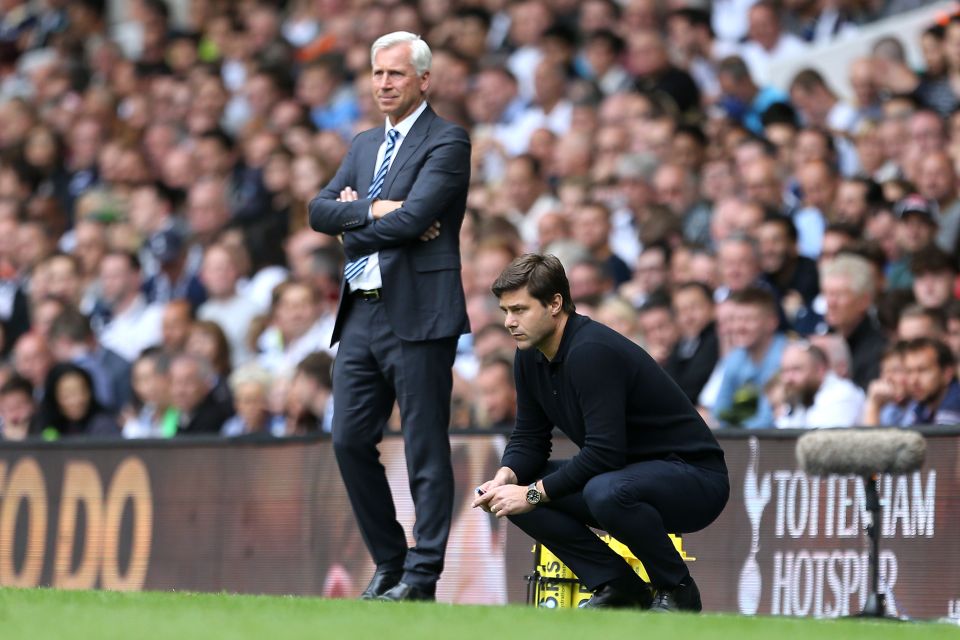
left=0, top=391, right=34, bottom=440
left=476, top=363, right=516, bottom=426
left=756, top=222, right=792, bottom=274
left=169, top=360, right=207, bottom=413
left=162, top=304, right=191, bottom=352
left=779, top=344, right=823, bottom=406
left=913, top=270, right=955, bottom=310
left=672, top=287, right=713, bottom=340
left=572, top=207, right=609, bottom=252
left=918, top=155, right=955, bottom=203
left=731, top=303, right=773, bottom=351
left=822, top=274, right=870, bottom=333
left=275, top=285, right=317, bottom=341
left=905, top=346, right=952, bottom=405
left=718, top=242, right=759, bottom=292
left=637, top=307, right=678, bottom=355
left=371, top=43, right=428, bottom=124
left=499, top=287, right=560, bottom=352
left=98, top=255, right=134, bottom=308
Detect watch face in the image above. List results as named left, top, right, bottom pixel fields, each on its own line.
left=526, top=488, right=541, bottom=504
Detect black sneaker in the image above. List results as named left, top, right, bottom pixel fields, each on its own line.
left=649, top=576, right=702, bottom=613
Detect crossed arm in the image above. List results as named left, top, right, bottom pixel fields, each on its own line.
left=308, top=126, right=470, bottom=260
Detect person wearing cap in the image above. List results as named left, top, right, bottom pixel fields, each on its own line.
left=886, top=194, right=939, bottom=291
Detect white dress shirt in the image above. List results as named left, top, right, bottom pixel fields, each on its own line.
left=349, top=99, right=429, bottom=292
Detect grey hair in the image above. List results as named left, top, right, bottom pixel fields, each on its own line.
left=371, top=31, right=432, bottom=76
left=821, top=253, right=875, bottom=298
left=228, top=363, right=273, bottom=395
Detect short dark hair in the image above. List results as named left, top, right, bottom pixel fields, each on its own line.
left=296, top=352, right=334, bottom=389
left=492, top=253, right=575, bottom=314
left=0, top=374, right=33, bottom=399
left=48, top=307, right=93, bottom=343
left=674, top=280, right=715, bottom=303
left=905, top=336, right=955, bottom=370
left=911, top=246, right=956, bottom=276
left=728, top=286, right=779, bottom=317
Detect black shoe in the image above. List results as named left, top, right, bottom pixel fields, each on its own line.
left=360, top=568, right=403, bottom=600
left=649, top=577, right=702, bottom=613
left=581, top=584, right=654, bottom=609
left=377, top=581, right=436, bottom=602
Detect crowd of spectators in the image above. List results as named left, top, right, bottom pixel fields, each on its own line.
left=1, top=0, right=959, bottom=441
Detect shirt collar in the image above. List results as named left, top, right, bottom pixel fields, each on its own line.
left=536, top=312, right=589, bottom=365
left=385, top=100, right=428, bottom=140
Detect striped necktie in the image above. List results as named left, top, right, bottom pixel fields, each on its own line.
left=344, top=128, right=400, bottom=283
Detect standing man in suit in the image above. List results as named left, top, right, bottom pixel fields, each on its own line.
left=308, top=32, right=471, bottom=602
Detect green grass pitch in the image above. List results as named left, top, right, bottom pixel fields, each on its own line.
left=0, top=588, right=957, bottom=640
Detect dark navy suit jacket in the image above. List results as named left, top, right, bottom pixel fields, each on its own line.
left=308, top=105, right=471, bottom=344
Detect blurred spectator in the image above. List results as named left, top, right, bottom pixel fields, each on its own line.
left=808, top=332, right=854, bottom=380
left=567, top=257, right=614, bottom=311
left=665, top=281, right=719, bottom=403
left=774, top=340, right=864, bottom=428
left=897, top=304, right=946, bottom=342
left=198, top=243, right=259, bottom=364
left=911, top=247, right=956, bottom=312
left=914, top=152, right=960, bottom=252
left=169, top=352, right=233, bottom=435
left=715, top=234, right=763, bottom=301
left=472, top=355, right=517, bottom=430
left=820, top=253, right=886, bottom=389
left=886, top=194, right=937, bottom=290
left=861, top=342, right=910, bottom=427
left=0, top=375, right=38, bottom=441
left=48, top=306, right=131, bottom=414
left=636, top=293, right=679, bottom=367
left=12, top=332, right=51, bottom=400
left=756, top=213, right=819, bottom=326
left=900, top=337, right=960, bottom=426
left=222, top=363, right=275, bottom=437
left=620, top=242, right=670, bottom=308
left=716, top=55, right=788, bottom=136
left=122, top=349, right=177, bottom=439
left=788, top=68, right=858, bottom=135
left=95, top=251, right=162, bottom=362
left=571, top=201, right=631, bottom=286
left=288, top=352, right=334, bottom=434
left=161, top=299, right=193, bottom=356
left=595, top=295, right=641, bottom=344
left=37, top=363, right=120, bottom=439
left=257, top=280, right=333, bottom=376
left=653, top=163, right=711, bottom=247
left=739, top=1, right=807, bottom=86
left=713, top=286, right=787, bottom=428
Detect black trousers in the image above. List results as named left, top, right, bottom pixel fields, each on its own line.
left=509, top=457, right=729, bottom=590
left=332, top=296, right=458, bottom=588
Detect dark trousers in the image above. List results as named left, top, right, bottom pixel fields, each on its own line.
left=509, top=457, right=729, bottom=590
left=332, top=296, right=457, bottom=589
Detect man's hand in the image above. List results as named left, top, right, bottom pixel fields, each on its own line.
left=371, top=199, right=404, bottom=219
left=337, top=187, right=359, bottom=202
left=474, top=484, right=535, bottom=518
left=420, top=220, right=441, bottom=242
left=472, top=466, right=517, bottom=511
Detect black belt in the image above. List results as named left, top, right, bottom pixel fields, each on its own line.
left=351, top=288, right=382, bottom=302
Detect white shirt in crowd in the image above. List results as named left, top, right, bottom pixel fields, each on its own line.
left=775, top=372, right=865, bottom=429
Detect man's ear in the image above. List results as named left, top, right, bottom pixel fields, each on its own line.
left=551, top=294, right=563, bottom=316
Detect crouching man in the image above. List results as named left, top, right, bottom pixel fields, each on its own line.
left=473, top=254, right=729, bottom=611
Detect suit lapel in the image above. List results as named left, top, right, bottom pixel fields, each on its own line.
left=380, top=106, right=434, bottom=197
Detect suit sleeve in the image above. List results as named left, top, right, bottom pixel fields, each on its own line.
left=540, top=343, right=628, bottom=501
left=308, top=135, right=375, bottom=236
left=341, top=126, right=470, bottom=258
left=499, top=354, right=553, bottom=483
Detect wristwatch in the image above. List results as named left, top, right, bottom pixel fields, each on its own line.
left=526, top=482, right=542, bottom=505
